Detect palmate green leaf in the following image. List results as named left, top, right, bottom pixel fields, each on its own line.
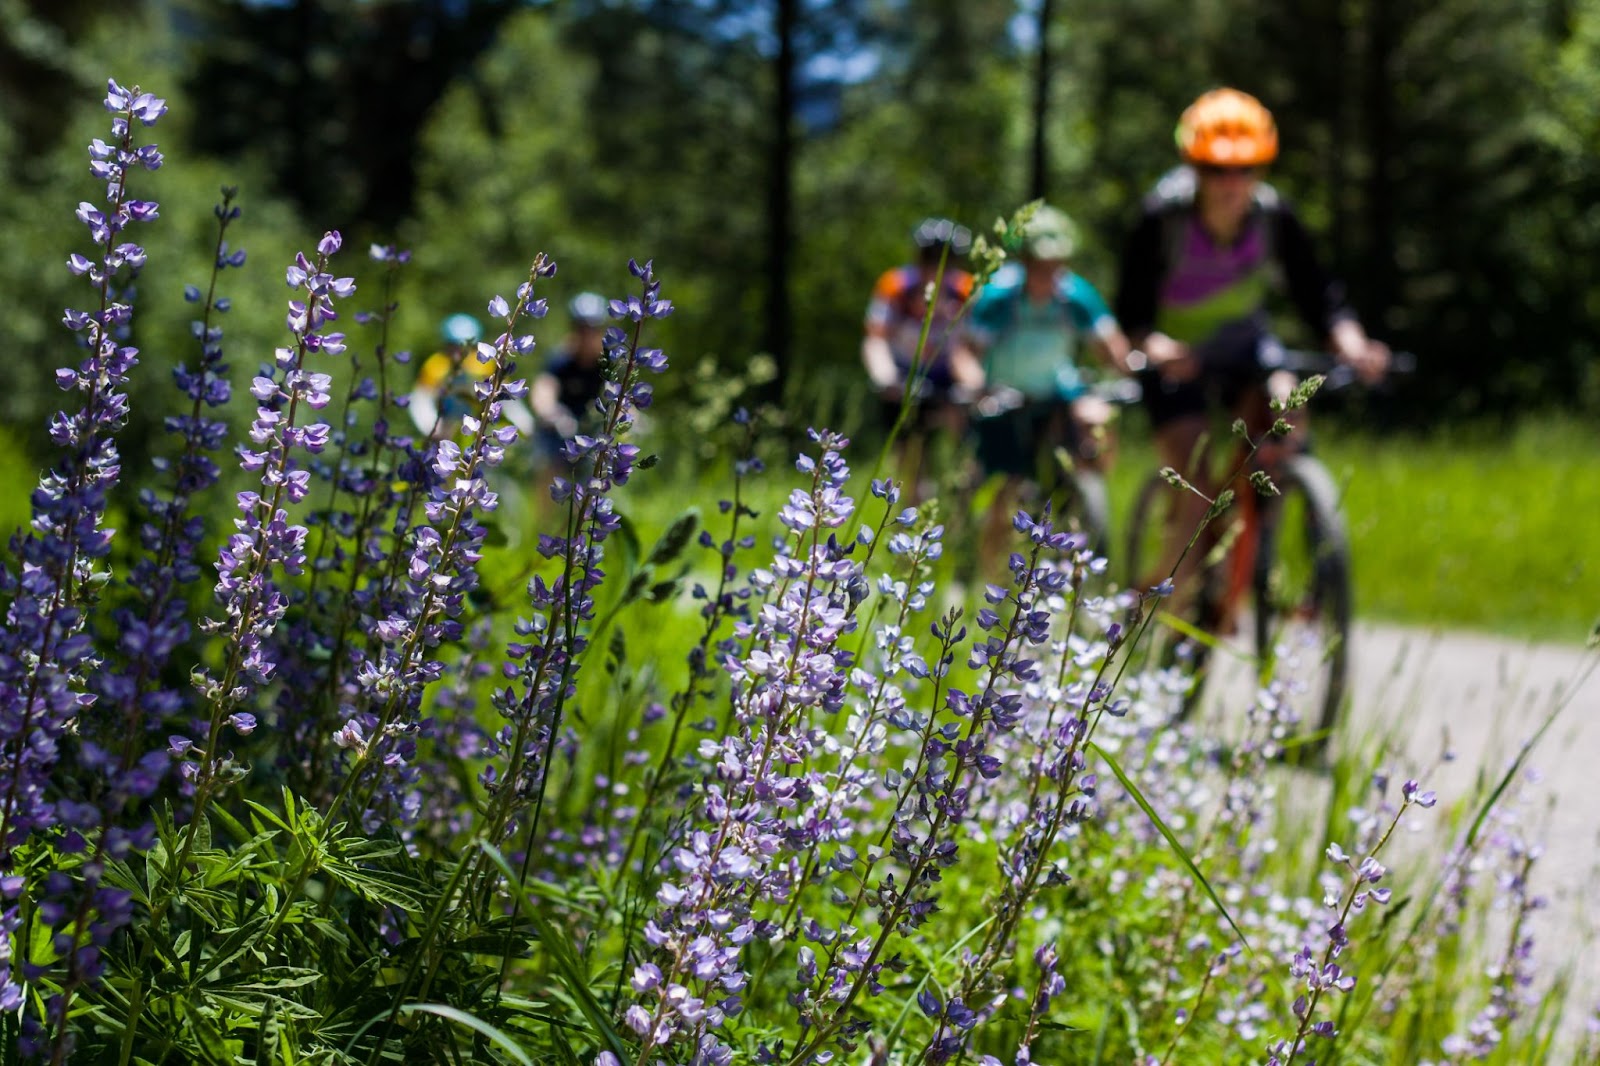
left=320, top=860, right=426, bottom=913
left=208, top=991, right=323, bottom=1023
left=1088, top=741, right=1255, bottom=956
left=479, top=843, right=630, bottom=1061
left=398, top=1004, right=533, bottom=1065
left=190, top=913, right=275, bottom=986
left=245, top=798, right=296, bottom=836
left=549, top=1025, right=583, bottom=1066
left=184, top=1001, right=244, bottom=1065
left=214, top=966, right=323, bottom=992
left=256, top=998, right=279, bottom=1066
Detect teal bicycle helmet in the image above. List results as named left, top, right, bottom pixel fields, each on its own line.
left=440, top=313, right=483, bottom=346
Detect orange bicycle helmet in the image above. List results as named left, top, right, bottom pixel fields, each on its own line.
left=1175, top=88, right=1278, bottom=167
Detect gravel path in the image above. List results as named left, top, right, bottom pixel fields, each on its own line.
left=1193, top=620, right=1600, bottom=1048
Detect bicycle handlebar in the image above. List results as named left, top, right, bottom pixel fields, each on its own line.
left=1262, top=346, right=1418, bottom=392
left=899, top=348, right=1414, bottom=415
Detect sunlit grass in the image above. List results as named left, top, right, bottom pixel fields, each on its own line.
left=1319, top=415, right=1600, bottom=643
left=1, top=411, right=1594, bottom=644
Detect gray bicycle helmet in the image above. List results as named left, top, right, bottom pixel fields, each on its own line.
left=568, top=291, right=608, bottom=328
left=912, top=217, right=972, bottom=259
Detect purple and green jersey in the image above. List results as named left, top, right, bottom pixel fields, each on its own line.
left=1116, top=167, right=1355, bottom=350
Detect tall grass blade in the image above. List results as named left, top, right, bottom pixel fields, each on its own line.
left=479, top=843, right=630, bottom=1060
left=399, top=1004, right=534, bottom=1066
left=1090, top=740, right=1255, bottom=955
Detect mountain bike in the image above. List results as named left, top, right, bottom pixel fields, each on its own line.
left=961, top=378, right=1142, bottom=559
left=1122, top=347, right=1413, bottom=757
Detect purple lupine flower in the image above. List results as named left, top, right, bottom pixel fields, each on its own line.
left=1429, top=790, right=1545, bottom=1063
left=181, top=231, right=353, bottom=808
left=622, top=429, right=869, bottom=1065
left=94, top=187, right=243, bottom=785
left=1267, top=780, right=1436, bottom=1065
left=0, top=77, right=166, bottom=1054
left=329, top=268, right=546, bottom=833
left=271, top=241, right=421, bottom=803
left=610, top=409, right=766, bottom=888
left=479, top=259, right=671, bottom=864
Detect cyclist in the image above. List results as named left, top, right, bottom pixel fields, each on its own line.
left=1114, top=88, right=1388, bottom=603
left=532, top=292, right=610, bottom=475
left=410, top=313, right=534, bottom=439
left=862, top=217, right=986, bottom=497
left=964, top=204, right=1133, bottom=560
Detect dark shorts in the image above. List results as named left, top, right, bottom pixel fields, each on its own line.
left=1137, top=369, right=1268, bottom=429
left=971, top=400, right=1070, bottom=479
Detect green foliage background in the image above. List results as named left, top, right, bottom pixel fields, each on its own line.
left=3, top=1, right=1599, bottom=647
left=6, top=0, right=1600, bottom=452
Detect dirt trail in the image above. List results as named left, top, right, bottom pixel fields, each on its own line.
left=1195, top=621, right=1600, bottom=1047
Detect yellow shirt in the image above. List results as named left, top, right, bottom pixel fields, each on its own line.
left=415, top=348, right=496, bottom=393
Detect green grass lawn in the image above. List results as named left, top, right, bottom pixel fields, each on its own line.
left=1319, top=416, right=1600, bottom=643
left=1090, top=412, right=1598, bottom=644
left=0, top=411, right=1594, bottom=644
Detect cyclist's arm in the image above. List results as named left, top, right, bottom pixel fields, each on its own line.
left=502, top=398, right=535, bottom=438
left=861, top=326, right=902, bottom=391
left=946, top=335, right=986, bottom=391
left=1087, top=322, right=1133, bottom=376
left=1274, top=207, right=1388, bottom=381
left=531, top=371, right=579, bottom=439
left=1113, top=209, right=1196, bottom=379
left=1065, top=273, right=1136, bottom=376
left=1113, top=210, right=1166, bottom=347
left=407, top=386, right=440, bottom=437
left=1274, top=205, right=1356, bottom=340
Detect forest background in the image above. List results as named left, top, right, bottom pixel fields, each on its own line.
left=2, top=0, right=1598, bottom=639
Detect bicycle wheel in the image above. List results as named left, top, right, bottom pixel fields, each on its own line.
left=1057, top=468, right=1111, bottom=559
left=1252, top=453, right=1352, bottom=758
left=1124, top=470, right=1216, bottom=719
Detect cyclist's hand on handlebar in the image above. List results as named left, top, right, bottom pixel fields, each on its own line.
left=1145, top=333, right=1200, bottom=383
left=1332, top=321, right=1390, bottom=385
left=1335, top=338, right=1390, bottom=385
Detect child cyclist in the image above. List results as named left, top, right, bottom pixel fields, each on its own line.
left=965, top=204, right=1133, bottom=559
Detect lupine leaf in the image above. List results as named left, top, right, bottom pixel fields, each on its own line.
left=255, top=999, right=279, bottom=1066
left=644, top=507, right=700, bottom=567
left=184, top=1001, right=241, bottom=1065
left=479, top=843, right=629, bottom=1060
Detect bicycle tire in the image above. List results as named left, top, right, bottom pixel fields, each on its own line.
left=1251, top=453, right=1352, bottom=760
left=1062, top=468, right=1111, bottom=559
left=1123, top=470, right=1215, bottom=720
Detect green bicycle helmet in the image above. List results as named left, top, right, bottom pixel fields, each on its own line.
left=1016, top=205, right=1078, bottom=261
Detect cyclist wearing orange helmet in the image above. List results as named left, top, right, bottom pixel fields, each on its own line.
left=1114, top=88, right=1387, bottom=593
left=1117, top=88, right=1386, bottom=418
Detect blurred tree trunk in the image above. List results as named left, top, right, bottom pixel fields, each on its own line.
left=764, top=0, right=797, bottom=385
left=1029, top=0, right=1056, bottom=201
left=1362, top=0, right=1396, bottom=327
